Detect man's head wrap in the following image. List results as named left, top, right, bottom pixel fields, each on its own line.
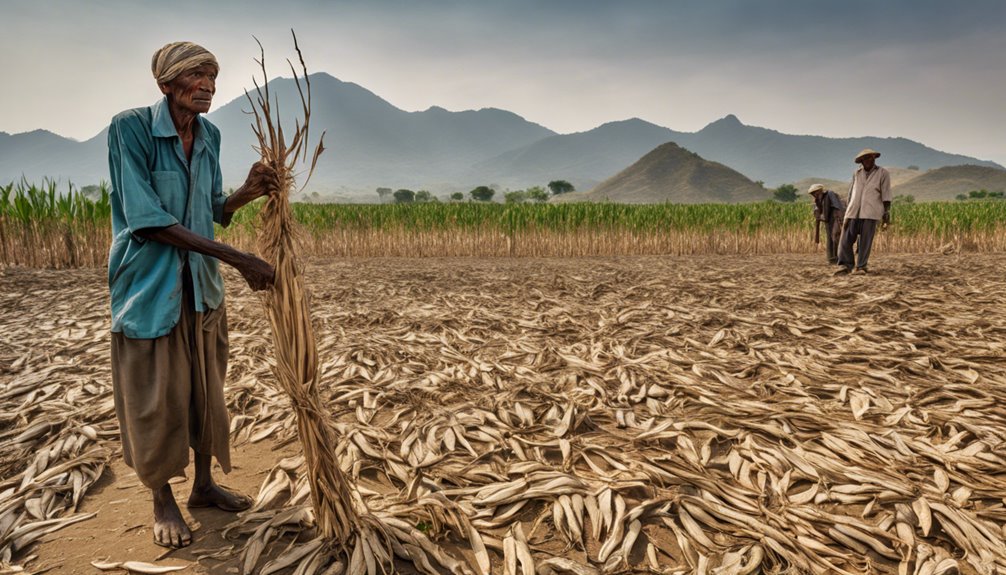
left=151, top=42, right=219, bottom=85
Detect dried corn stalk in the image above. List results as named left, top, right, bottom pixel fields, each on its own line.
left=246, top=31, right=351, bottom=543
left=245, top=33, right=473, bottom=575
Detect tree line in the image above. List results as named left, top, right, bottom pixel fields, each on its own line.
left=376, top=180, right=576, bottom=204
left=772, top=183, right=1004, bottom=204
left=956, top=189, right=1005, bottom=201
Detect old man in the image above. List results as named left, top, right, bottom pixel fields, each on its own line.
left=835, top=148, right=891, bottom=275
left=107, top=42, right=277, bottom=548
left=809, top=183, right=846, bottom=264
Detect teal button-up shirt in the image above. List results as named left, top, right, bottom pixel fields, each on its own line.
left=107, top=97, right=229, bottom=339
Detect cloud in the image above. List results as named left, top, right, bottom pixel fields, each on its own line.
left=1, top=0, right=1003, bottom=164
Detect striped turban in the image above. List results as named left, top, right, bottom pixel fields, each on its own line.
left=151, top=42, right=219, bottom=84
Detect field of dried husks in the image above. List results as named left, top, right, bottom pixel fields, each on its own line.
left=3, top=253, right=1006, bottom=575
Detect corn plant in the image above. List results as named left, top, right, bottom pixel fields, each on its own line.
left=5, top=185, right=1006, bottom=267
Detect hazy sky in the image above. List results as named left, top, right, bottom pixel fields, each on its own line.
left=3, top=0, right=1005, bottom=164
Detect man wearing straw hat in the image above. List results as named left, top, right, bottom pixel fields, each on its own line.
left=107, top=41, right=278, bottom=548
left=808, top=183, right=846, bottom=264
left=834, top=148, right=891, bottom=275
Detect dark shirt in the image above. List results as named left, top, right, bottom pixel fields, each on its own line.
left=814, top=190, right=846, bottom=223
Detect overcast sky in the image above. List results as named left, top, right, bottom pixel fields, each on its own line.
left=3, top=0, right=1005, bottom=164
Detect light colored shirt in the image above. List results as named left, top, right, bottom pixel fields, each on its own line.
left=844, top=165, right=891, bottom=221
left=107, top=97, right=228, bottom=339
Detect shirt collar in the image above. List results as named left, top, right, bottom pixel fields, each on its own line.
left=151, top=97, right=211, bottom=146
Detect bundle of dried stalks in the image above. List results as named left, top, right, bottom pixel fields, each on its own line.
left=245, top=33, right=473, bottom=574
left=245, top=32, right=350, bottom=543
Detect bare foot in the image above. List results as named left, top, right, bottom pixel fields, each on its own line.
left=152, top=484, right=192, bottom=548
left=187, top=480, right=252, bottom=512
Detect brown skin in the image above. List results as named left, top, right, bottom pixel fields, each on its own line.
left=138, top=63, right=278, bottom=548
left=859, top=154, right=877, bottom=172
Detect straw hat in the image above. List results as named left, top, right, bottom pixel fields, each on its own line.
left=855, top=148, right=881, bottom=163
left=807, top=184, right=824, bottom=195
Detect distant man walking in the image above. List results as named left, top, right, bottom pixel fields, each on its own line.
left=835, top=148, right=891, bottom=274
left=809, top=183, right=845, bottom=264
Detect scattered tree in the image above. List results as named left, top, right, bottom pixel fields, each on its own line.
left=504, top=190, right=527, bottom=204
left=959, top=189, right=1005, bottom=201
left=449, top=192, right=464, bottom=202
left=954, top=190, right=1005, bottom=201
left=548, top=180, right=575, bottom=195
left=907, top=165, right=920, bottom=171
left=469, top=185, right=495, bottom=202
left=772, top=184, right=798, bottom=203
left=376, top=187, right=392, bottom=203
left=415, top=190, right=433, bottom=203
left=393, top=188, right=415, bottom=203
left=525, top=186, right=550, bottom=203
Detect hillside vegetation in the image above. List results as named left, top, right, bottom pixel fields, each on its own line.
left=894, top=165, right=1006, bottom=201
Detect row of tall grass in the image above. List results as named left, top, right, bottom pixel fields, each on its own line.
left=4, top=180, right=1006, bottom=267
left=1, top=180, right=111, bottom=268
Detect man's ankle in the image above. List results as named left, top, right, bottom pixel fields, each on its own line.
left=153, top=483, right=172, bottom=499
left=191, top=477, right=215, bottom=492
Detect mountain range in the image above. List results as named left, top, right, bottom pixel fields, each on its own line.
left=1, top=73, right=1002, bottom=201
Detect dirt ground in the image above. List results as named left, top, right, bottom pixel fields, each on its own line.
left=29, top=440, right=299, bottom=574
left=3, top=252, right=1006, bottom=574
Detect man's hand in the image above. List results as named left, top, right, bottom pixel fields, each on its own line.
left=235, top=252, right=275, bottom=291
left=882, top=211, right=891, bottom=225
left=241, top=161, right=280, bottom=201
left=221, top=162, right=281, bottom=225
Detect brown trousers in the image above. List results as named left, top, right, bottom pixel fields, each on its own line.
left=111, top=293, right=231, bottom=489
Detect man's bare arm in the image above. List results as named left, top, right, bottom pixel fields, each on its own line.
left=136, top=224, right=273, bottom=290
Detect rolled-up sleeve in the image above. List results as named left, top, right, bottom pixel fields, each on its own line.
left=108, top=116, right=179, bottom=236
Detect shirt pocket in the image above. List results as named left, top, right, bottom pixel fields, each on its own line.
left=151, top=171, right=186, bottom=219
